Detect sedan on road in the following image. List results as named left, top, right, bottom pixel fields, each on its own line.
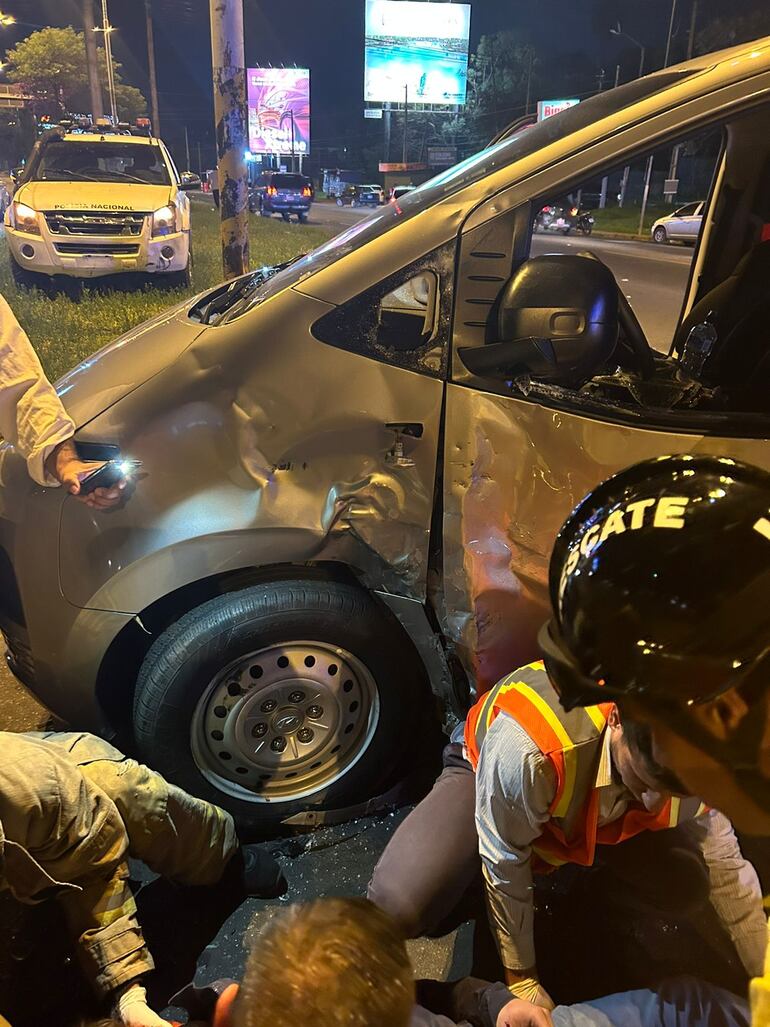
left=651, top=200, right=704, bottom=243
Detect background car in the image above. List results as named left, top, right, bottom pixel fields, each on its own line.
left=180, top=171, right=202, bottom=190
left=336, top=184, right=382, bottom=207
left=651, top=200, right=704, bottom=243
left=390, top=184, right=416, bottom=202
left=250, top=171, right=314, bottom=222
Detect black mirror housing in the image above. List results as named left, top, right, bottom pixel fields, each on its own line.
left=467, top=253, right=619, bottom=387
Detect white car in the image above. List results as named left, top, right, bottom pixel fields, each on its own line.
left=390, top=184, right=416, bottom=202
left=651, top=200, right=704, bottom=244
left=5, top=131, right=191, bottom=287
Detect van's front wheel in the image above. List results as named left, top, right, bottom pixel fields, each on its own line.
left=132, top=580, right=428, bottom=832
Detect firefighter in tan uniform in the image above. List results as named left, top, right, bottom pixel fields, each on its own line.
left=0, top=731, right=283, bottom=1027
left=532, top=454, right=770, bottom=1026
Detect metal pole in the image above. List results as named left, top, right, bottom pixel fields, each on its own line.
left=383, top=101, right=391, bottom=163
left=100, top=0, right=118, bottom=122
left=290, top=109, right=295, bottom=173
left=639, top=47, right=645, bottom=77
left=209, top=0, right=249, bottom=279
left=618, top=163, right=630, bottom=207
left=197, top=139, right=202, bottom=174
left=402, top=83, right=408, bottom=165
left=145, top=0, right=161, bottom=135
left=638, top=153, right=654, bottom=236
left=687, top=0, right=698, bottom=58
left=82, top=0, right=104, bottom=122
left=664, top=0, right=677, bottom=67
left=184, top=125, right=190, bottom=170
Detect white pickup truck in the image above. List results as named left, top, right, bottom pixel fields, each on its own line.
left=5, top=131, right=191, bottom=288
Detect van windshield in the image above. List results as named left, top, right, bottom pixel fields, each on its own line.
left=224, top=68, right=702, bottom=322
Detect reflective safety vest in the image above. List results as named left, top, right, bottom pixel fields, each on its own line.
left=464, top=661, right=706, bottom=870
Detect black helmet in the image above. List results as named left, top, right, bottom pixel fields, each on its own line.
left=540, top=454, right=770, bottom=713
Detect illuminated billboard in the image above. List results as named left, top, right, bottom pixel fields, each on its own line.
left=537, top=98, right=579, bottom=121
left=364, top=1, right=471, bottom=105
left=247, top=68, right=310, bottom=155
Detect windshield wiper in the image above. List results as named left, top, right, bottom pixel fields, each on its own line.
left=42, top=169, right=98, bottom=182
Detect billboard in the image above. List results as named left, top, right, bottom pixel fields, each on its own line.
left=537, top=98, right=579, bottom=122
left=364, top=1, right=471, bottom=105
left=247, top=68, right=310, bottom=155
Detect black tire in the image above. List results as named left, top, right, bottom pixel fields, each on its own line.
left=281, top=212, right=291, bottom=222
left=297, top=212, right=308, bottom=223
left=653, top=225, right=668, bottom=244
left=159, top=254, right=192, bottom=289
left=132, top=580, right=428, bottom=832
left=10, top=256, right=44, bottom=291
left=336, top=198, right=344, bottom=206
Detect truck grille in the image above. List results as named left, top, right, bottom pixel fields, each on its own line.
left=44, top=210, right=149, bottom=237
left=53, top=242, right=140, bottom=255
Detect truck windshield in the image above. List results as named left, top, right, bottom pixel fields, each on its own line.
left=31, top=141, right=171, bottom=185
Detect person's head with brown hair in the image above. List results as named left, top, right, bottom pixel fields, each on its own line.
left=235, top=897, right=415, bottom=1027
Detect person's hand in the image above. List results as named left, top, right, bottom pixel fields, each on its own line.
left=497, top=997, right=554, bottom=1027
left=46, top=439, right=127, bottom=510
left=115, top=982, right=173, bottom=1026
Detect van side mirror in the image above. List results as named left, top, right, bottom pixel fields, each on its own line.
left=459, top=254, right=620, bottom=387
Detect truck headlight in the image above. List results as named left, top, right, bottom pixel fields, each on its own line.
left=151, top=204, right=178, bottom=237
left=11, top=201, right=41, bottom=236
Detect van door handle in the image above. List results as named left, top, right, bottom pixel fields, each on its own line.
left=385, top=422, right=423, bottom=467
left=385, top=422, right=424, bottom=438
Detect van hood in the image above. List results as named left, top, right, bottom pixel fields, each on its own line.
left=56, top=299, right=206, bottom=427
left=17, top=180, right=172, bottom=213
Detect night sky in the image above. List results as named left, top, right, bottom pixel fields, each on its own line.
left=0, top=0, right=750, bottom=168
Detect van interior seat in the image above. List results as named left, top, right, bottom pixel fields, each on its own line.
left=677, top=239, right=770, bottom=394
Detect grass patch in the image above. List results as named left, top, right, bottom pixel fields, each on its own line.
left=1, top=197, right=335, bottom=382
left=591, top=203, right=671, bottom=237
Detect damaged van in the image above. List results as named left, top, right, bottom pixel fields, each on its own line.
left=3, top=38, right=770, bottom=828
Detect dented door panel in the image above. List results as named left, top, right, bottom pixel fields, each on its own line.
left=442, top=383, right=770, bottom=696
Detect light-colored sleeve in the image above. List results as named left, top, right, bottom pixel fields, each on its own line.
left=682, top=809, right=767, bottom=978
left=0, top=293, right=75, bottom=485
left=475, top=711, right=556, bottom=972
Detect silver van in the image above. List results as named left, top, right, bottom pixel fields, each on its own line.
left=3, top=38, right=770, bottom=829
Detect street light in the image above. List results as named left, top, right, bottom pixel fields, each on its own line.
left=610, top=23, right=646, bottom=78
left=93, top=0, right=118, bottom=123
left=0, top=12, right=15, bottom=27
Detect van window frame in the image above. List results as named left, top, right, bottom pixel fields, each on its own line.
left=451, top=90, right=770, bottom=439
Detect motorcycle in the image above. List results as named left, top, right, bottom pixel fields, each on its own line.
left=534, top=205, right=594, bottom=235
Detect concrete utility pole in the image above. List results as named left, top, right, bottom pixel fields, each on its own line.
left=145, top=0, right=161, bottom=135
left=81, top=0, right=104, bottom=122
left=185, top=124, right=191, bottom=170
left=209, top=0, right=249, bottom=279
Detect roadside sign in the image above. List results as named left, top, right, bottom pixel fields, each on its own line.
left=427, top=145, right=458, bottom=167
left=537, top=98, right=580, bottom=121
left=365, top=108, right=384, bottom=119
left=379, top=161, right=428, bottom=172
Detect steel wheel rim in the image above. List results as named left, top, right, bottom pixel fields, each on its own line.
left=191, top=640, right=380, bottom=804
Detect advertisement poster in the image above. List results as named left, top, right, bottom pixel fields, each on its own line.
left=537, top=98, right=580, bottom=121
left=364, top=1, right=471, bottom=105
left=247, top=68, right=310, bottom=155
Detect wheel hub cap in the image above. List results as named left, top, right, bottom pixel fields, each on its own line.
left=191, top=640, right=379, bottom=804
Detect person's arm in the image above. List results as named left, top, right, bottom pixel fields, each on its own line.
left=475, top=713, right=556, bottom=1007
left=681, top=809, right=767, bottom=978
left=0, top=294, right=126, bottom=507
left=0, top=293, right=75, bottom=484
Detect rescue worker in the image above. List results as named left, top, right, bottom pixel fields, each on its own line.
left=532, top=453, right=770, bottom=1025
left=0, top=731, right=284, bottom=1027
left=0, top=292, right=125, bottom=509
left=369, top=589, right=766, bottom=1001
